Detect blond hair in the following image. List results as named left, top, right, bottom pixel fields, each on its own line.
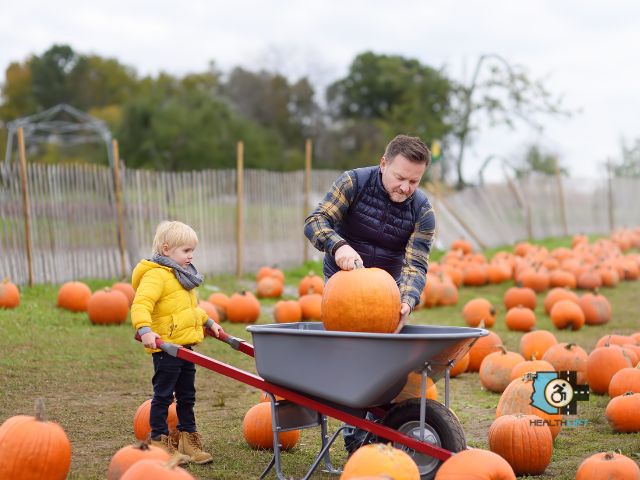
left=152, top=221, right=198, bottom=255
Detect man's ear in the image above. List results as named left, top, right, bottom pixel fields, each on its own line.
left=380, top=156, right=387, bottom=171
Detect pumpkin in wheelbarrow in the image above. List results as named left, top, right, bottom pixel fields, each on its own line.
left=321, top=267, right=401, bottom=333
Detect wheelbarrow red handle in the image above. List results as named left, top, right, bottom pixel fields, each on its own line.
left=134, top=330, right=255, bottom=358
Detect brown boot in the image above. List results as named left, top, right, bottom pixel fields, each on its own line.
left=178, top=431, right=213, bottom=464
left=149, top=434, right=178, bottom=454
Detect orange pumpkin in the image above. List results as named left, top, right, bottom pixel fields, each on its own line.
left=577, top=270, right=602, bottom=290
left=0, top=398, right=71, bottom=479
left=450, top=352, right=470, bottom=377
left=519, top=269, right=549, bottom=293
left=605, top=392, right=640, bottom=432
left=479, top=348, right=525, bottom=393
left=57, top=281, right=92, bottom=311
left=112, top=282, right=136, bottom=306
left=503, top=286, right=536, bottom=310
left=575, top=452, right=640, bottom=480
left=298, top=272, right=324, bottom=296
left=207, top=292, right=230, bottom=321
left=595, top=334, right=637, bottom=348
left=509, top=358, right=554, bottom=381
left=549, top=299, right=585, bottom=330
left=273, top=300, right=302, bottom=323
left=434, top=448, right=516, bottom=479
left=256, top=275, right=283, bottom=298
left=421, top=275, right=443, bottom=308
left=586, top=345, right=633, bottom=394
left=543, top=287, right=578, bottom=314
left=542, top=343, right=588, bottom=384
left=197, top=300, right=219, bottom=322
left=608, top=364, right=640, bottom=397
left=119, top=457, right=194, bottom=480
left=519, top=330, right=557, bottom=360
left=578, top=292, right=612, bottom=325
left=321, top=267, right=400, bottom=333
left=505, top=306, right=536, bottom=332
left=87, top=288, right=129, bottom=325
left=462, top=264, right=488, bottom=286
left=226, top=291, right=261, bottom=323
left=451, top=239, right=473, bottom=254
left=437, top=277, right=459, bottom=306
left=0, top=278, right=20, bottom=308
left=488, top=414, right=552, bottom=476
left=496, top=375, right=562, bottom=439
left=299, top=292, right=322, bottom=320
left=341, top=443, right=420, bottom=479
left=462, top=298, right=496, bottom=328
left=393, top=372, right=438, bottom=402
left=133, top=399, right=178, bottom=441
left=548, top=269, right=577, bottom=289
left=108, top=442, right=171, bottom=480
left=468, top=329, right=502, bottom=371
left=242, top=402, right=300, bottom=450
left=256, top=266, right=285, bottom=283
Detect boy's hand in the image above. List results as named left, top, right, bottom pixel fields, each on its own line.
left=208, top=322, right=224, bottom=338
left=141, top=331, right=161, bottom=348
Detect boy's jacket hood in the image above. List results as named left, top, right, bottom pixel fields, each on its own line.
left=131, top=259, right=173, bottom=290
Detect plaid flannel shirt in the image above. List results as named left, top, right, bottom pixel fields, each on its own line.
left=304, top=170, right=436, bottom=310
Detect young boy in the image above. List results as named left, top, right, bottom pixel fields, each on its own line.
left=131, top=220, right=222, bottom=464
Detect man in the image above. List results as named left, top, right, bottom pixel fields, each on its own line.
left=304, top=134, right=436, bottom=332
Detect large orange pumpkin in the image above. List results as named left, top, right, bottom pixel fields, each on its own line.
left=0, top=278, right=20, bottom=308
left=226, top=291, right=261, bottom=323
left=207, top=292, right=230, bottom=321
left=299, top=292, right=322, bottom=320
left=108, top=442, right=171, bottom=480
left=57, top=281, right=92, bottom=312
left=542, top=343, right=588, bottom=384
left=575, top=452, right=640, bottom=480
left=256, top=275, right=283, bottom=298
left=509, top=358, right=554, bottom=381
left=256, top=266, right=284, bottom=283
left=434, top=448, right=515, bottom=479
left=608, top=364, right=640, bottom=397
left=321, top=267, right=400, bottom=333
left=341, top=443, right=420, bottom=479
left=120, top=457, right=194, bottom=480
left=503, top=286, right=536, bottom=310
left=543, top=287, right=578, bottom=314
left=504, top=306, right=536, bottom=332
left=468, top=328, right=502, bottom=371
left=87, top=288, right=130, bottom=325
left=578, top=292, right=612, bottom=325
left=549, top=299, right=585, bottom=330
left=0, top=398, right=71, bottom=479
left=197, top=300, right=219, bottom=322
left=242, top=402, right=300, bottom=450
left=133, top=399, right=178, bottom=441
left=496, top=375, right=562, bottom=439
left=488, top=414, right=552, bottom=476
left=606, top=392, right=640, bottom=432
left=586, top=345, right=633, bottom=394
left=479, top=348, right=525, bottom=393
left=462, top=298, right=496, bottom=328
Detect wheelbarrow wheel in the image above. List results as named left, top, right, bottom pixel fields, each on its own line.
left=378, top=399, right=466, bottom=480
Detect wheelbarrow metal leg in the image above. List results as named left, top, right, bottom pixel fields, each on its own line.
left=302, top=424, right=346, bottom=479
left=419, top=364, right=432, bottom=442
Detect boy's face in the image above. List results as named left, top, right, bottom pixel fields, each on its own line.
left=162, top=242, right=196, bottom=268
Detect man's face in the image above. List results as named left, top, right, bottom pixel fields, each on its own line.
left=380, top=154, right=427, bottom=202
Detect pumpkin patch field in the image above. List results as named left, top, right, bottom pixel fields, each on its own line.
left=1, top=235, right=639, bottom=479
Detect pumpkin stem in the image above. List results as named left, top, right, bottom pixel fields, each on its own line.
left=565, top=343, right=575, bottom=350
left=498, top=345, right=507, bottom=354
left=135, top=441, right=151, bottom=451
left=34, top=398, right=46, bottom=422
left=604, top=452, right=616, bottom=461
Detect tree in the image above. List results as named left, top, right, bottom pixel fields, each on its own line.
left=449, top=54, right=570, bottom=188
left=324, top=52, right=452, bottom=169
left=610, top=138, right=640, bottom=177
left=513, top=144, right=567, bottom=178
left=29, top=44, right=80, bottom=109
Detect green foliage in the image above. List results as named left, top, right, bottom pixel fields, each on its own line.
left=513, top=144, right=568, bottom=178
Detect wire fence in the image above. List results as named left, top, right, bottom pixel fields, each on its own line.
left=1, top=162, right=638, bottom=285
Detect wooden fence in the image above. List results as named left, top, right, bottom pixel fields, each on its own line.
left=2, top=156, right=639, bottom=286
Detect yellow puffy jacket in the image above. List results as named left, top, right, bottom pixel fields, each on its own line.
left=131, top=259, right=208, bottom=353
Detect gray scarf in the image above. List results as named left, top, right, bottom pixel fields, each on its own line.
left=150, top=253, right=204, bottom=290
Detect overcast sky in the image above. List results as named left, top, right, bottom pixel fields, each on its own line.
left=2, top=0, right=639, bottom=181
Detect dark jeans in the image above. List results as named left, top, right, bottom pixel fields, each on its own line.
left=343, top=412, right=379, bottom=453
left=150, top=348, right=197, bottom=438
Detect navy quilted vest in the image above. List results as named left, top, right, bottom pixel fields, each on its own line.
left=324, top=166, right=428, bottom=281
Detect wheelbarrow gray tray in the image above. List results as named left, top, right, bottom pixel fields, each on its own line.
left=246, top=322, right=488, bottom=409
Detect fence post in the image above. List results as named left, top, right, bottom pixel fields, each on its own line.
left=607, top=159, right=615, bottom=233
left=555, top=167, right=569, bottom=237
left=17, top=127, right=33, bottom=286
left=112, top=139, right=127, bottom=279
left=236, top=141, right=244, bottom=277
left=303, top=139, right=312, bottom=263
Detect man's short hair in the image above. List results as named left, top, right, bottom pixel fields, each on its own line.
left=384, top=135, right=431, bottom=166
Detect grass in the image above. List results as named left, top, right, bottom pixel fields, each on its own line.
left=1, top=236, right=639, bottom=479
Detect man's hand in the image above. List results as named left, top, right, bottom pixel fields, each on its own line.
left=335, top=244, right=363, bottom=271
left=394, top=303, right=412, bottom=334
left=141, top=331, right=161, bottom=349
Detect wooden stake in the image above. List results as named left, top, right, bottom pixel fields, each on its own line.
left=303, top=139, right=312, bottom=263
left=112, top=139, right=127, bottom=279
left=17, top=127, right=33, bottom=286
left=236, top=141, right=244, bottom=277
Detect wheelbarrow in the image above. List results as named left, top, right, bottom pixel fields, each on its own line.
left=139, top=322, right=487, bottom=479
